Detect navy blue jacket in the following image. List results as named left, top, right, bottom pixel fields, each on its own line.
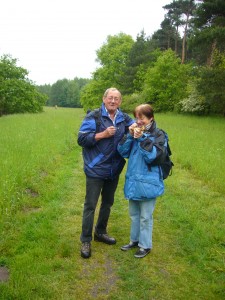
left=77, top=104, right=134, bottom=179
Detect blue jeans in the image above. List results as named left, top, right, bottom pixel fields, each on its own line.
left=129, top=198, right=156, bottom=249
left=80, top=175, right=119, bottom=243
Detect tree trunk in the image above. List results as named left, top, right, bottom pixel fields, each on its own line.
left=175, top=25, right=179, bottom=54
left=181, top=13, right=189, bottom=64
left=207, top=40, right=217, bottom=67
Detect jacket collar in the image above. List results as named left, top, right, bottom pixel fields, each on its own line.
left=101, top=103, right=124, bottom=123
left=144, top=120, right=157, bottom=133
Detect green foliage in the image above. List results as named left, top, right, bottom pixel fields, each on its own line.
left=180, top=49, right=225, bottom=115
left=0, top=54, right=47, bottom=115
left=194, top=0, right=225, bottom=28
left=48, top=78, right=82, bottom=108
left=190, top=0, right=225, bottom=65
left=180, top=80, right=207, bottom=114
left=47, top=9, right=224, bottom=117
left=120, top=93, right=143, bottom=113
left=133, top=49, right=162, bottom=92
left=96, top=33, right=134, bottom=69
left=80, top=79, right=108, bottom=112
left=153, top=18, right=179, bottom=51
left=96, top=33, right=134, bottom=88
left=36, top=84, right=52, bottom=104
left=80, top=33, right=134, bottom=110
left=189, top=26, right=225, bottom=64
left=37, top=77, right=90, bottom=108
left=197, top=52, right=225, bottom=115
left=122, top=32, right=162, bottom=94
left=142, top=49, right=191, bottom=111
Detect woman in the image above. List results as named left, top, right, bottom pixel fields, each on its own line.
left=117, top=104, right=167, bottom=258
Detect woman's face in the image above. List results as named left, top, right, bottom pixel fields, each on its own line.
left=135, top=114, right=153, bottom=127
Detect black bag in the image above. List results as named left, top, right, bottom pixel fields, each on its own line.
left=160, top=139, right=174, bottom=179
left=150, top=129, right=174, bottom=180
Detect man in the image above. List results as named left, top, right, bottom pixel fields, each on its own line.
left=77, top=87, right=134, bottom=258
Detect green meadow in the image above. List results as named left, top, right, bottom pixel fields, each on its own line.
left=0, top=107, right=224, bottom=299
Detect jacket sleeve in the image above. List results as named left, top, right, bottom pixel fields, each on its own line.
left=150, top=130, right=167, bottom=165
left=117, top=133, right=134, bottom=158
left=77, top=117, right=98, bottom=147
left=138, top=131, right=167, bottom=165
left=123, top=113, right=134, bottom=124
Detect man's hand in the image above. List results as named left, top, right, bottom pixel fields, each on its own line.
left=95, top=126, right=116, bottom=141
left=105, top=126, right=116, bottom=137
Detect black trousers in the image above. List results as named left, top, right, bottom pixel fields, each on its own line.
left=80, top=175, right=119, bottom=243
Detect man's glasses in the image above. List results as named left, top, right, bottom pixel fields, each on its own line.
left=107, top=97, right=120, bottom=102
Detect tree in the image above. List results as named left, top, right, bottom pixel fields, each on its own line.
left=163, top=1, right=183, bottom=53
left=66, top=80, right=80, bottom=107
left=80, top=33, right=134, bottom=110
left=163, top=0, right=196, bottom=63
left=179, top=0, right=196, bottom=63
left=37, top=77, right=89, bottom=107
left=133, top=49, right=162, bottom=92
left=80, top=79, right=107, bottom=112
left=152, top=18, right=176, bottom=50
left=122, top=31, right=159, bottom=94
left=95, top=33, right=134, bottom=89
left=142, top=49, right=191, bottom=111
left=49, top=79, right=69, bottom=107
left=36, top=84, right=51, bottom=105
left=0, top=54, right=47, bottom=116
left=191, top=0, right=225, bottom=65
left=197, top=50, right=225, bottom=115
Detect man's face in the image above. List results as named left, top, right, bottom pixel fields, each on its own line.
left=103, top=90, right=121, bottom=114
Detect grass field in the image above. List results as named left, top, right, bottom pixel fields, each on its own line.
left=0, top=107, right=224, bottom=299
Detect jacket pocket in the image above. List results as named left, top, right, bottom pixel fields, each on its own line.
left=125, top=178, right=164, bottom=200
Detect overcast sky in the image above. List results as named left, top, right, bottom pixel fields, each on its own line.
left=1, top=0, right=169, bottom=85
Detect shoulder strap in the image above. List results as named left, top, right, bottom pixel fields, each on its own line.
left=93, top=108, right=101, bottom=132
left=122, top=112, right=130, bottom=122
left=86, top=108, right=101, bottom=132
left=158, top=129, right=172, bottom=156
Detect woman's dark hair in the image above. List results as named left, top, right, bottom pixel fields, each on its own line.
left=133, top=104, right=154, bottom=119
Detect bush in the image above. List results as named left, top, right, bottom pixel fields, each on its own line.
left=120, top=93, right=143, bottom=113
left=0, top=54, right=47, bottom=116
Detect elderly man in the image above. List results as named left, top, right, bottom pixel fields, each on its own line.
left=77, top=87, right=134, bottom=258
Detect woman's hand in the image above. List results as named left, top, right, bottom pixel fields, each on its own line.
left=129, top=123, right=137, bottom=136
left=134, top=126, right=144, bottom=138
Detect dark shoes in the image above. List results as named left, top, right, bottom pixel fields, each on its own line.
left=121, top=242, right=150, bottom=258
left=134, top=247, right=151, bottom=258
left=81, top=242, right=91, bottom=258
left=81, top=233, right=116, bottom=258
left=121, top=241, right=139, bottom=251
left=94, top=233, right=116, bottom=245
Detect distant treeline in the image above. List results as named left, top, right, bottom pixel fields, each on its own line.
left=37, top=78, right=90, bottom=108
left=1, top=0, right=225, bottom=116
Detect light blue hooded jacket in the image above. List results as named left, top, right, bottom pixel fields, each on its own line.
left=117, top=121, right=166, bottom=200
